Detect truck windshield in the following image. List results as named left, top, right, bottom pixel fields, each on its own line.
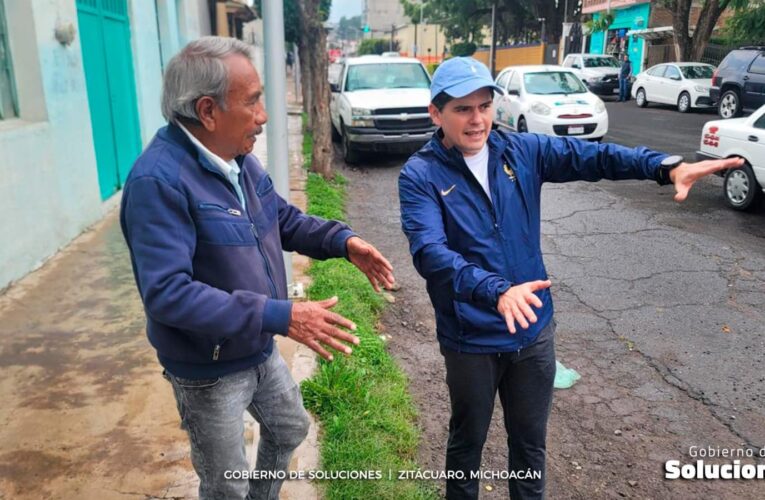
left=345, top=63, right=431, bottom=91
left=584, top=57, right=620, bottom=68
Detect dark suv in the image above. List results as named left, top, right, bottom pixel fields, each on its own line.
left=711, top=47, right=765, bottom=119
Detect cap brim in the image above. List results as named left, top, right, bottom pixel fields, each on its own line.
left=444, top=79, right=505, bottom=98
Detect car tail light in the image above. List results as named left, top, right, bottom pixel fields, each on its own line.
left=711, top=68, right=719, bottom=87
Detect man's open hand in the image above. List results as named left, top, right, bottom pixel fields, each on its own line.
left=346, top=236, right=395, bottom=292
left=497, top=280, right=552, bottom=334
left=287, top=296, right=358, bottom=361
left=670, top=157, right=745, bottom=202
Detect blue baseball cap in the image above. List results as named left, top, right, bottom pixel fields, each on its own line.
left=430, top=57, right=504, bottom=101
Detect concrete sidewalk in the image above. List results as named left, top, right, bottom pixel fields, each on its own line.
left=0, top=78, right=320, bottom=499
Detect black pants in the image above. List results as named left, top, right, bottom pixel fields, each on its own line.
left=441, top=321, right=556, bottom=500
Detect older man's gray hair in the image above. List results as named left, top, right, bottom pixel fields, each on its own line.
left=161, top=36, right=257, bottom=124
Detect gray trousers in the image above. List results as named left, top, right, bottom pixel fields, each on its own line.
left=164, top=348, right=310, bottom=500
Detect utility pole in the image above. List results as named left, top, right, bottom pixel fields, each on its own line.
left=262, top=0, right=292, bottom=282
left=489, top=2, right=497, bottom=77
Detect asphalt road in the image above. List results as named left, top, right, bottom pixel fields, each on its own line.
left=576, top=100, right=765, bottom=448
left=339, top=100, right=765, bottom=496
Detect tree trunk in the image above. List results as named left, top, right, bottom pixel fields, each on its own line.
left=297, top=37, right=312, bottom=120
left=689, top=0, right=726, bottom=62
left=670, top=0, right=693, bottom=61
left=298, top=0, right=332, bottom=178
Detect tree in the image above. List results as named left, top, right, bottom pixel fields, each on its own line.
left=661, top=0, right=747, bottom=61
left=723, top=3, right=765, bottom=44
left=357, top=38, right=400, bottom=55
left=337, top=15, right=362, bottom=41
left=297, top=0, right=333, bottom=177
left=254, top=0, right=333, bottom=177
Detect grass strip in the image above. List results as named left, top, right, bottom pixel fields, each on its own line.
left=300, top=114, right=438, bottom=499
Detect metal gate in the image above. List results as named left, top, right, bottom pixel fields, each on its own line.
left=76, top=0, right=142, bottom=200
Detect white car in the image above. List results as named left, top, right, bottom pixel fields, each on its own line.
left=632, top=62, right=715, bottom=113
left=561, top=53, right=623, bottom=97
left=493, top=65, right=608, bottom=141
left=329, top=55, right=435, bottom=164
left=696, top=104, right=765, bottom=211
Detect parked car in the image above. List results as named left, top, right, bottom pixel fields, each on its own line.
left=710, top=46, right=765, bottom=119
left=492, top=65, right=608, bottom=141
left=696, top=104, right=765, bottom=211
left=631, top=62, right=715, bottom=112
left=562, top=53, right=628, bottom=97
left=329, top=55, right=435, bottom=163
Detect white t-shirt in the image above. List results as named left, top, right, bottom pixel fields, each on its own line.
left=463, top=143, right=491, bottom=201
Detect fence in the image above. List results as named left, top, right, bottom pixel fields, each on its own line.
left=645, top=42, right=738, bottom=69
left=473, top=43, right=546, bottom=73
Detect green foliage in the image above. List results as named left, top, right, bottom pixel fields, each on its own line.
left=358, top=38, right=400, bottom=55
left=426, top=62, right=440, bottom=75
left=450, top=41, right=477, bottom=57
left=301, top=167, right=439, bottom=500
left=253, top=0, right=331, bottom=44
left=337, top=15, right=363, bottom=40
left=723, top=4, right=765, bottom=44
left=583, top=12, right=615, bottom=35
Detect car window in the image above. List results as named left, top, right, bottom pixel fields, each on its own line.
left=344, top=63, right=431, bottom=91
left=754, top=113, right=765, bottom=129
left=647, top=65, right=665, bottom=77
left=664, top=65, right=681, bottom=79
left=523, top=71, right=587, bottom=95
left=680, top=65, right=714, bottom=79
left=719, top=50, right=756, bottom=73
left=507, top=71, right=520, bottom=93
left=749, top=54, right=765, bottom=75
left=496, top=71, right=510, bottom=89
left=583, top=57, right=619, bottom=68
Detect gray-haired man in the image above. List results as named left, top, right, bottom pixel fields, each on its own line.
left=120, top=37, right=394, bottom=499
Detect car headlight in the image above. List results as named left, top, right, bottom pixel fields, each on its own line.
left=530, top=102, right=551, bottom=116
left=351, top=107, right=374, bottom=127
left=694, top=85, right=709, bottom=93
left=594, top=99, right=606, bottom=114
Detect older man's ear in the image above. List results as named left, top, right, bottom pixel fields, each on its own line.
left=195, top=96, right=219, bottom=132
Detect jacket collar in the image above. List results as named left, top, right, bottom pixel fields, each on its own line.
left=161, top=122, right=247, bottom=178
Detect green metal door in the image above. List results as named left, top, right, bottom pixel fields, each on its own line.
left=77, top=0, right=142, bottom=200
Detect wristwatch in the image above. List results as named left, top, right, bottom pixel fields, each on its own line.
left=658, top=155, right=684, bottom=185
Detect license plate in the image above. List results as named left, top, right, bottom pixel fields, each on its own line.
left=568, top=126, right=585, bottom=135
left=613, top=88, right=620, bottom=94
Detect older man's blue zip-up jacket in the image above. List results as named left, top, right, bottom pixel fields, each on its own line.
left=399, top=129, right=668, bottom=353
left=120, top=124, right=354, bottom=379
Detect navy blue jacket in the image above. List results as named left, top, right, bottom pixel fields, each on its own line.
left=120, top=124, right=354, bottom=379
left=399, top=130, right=667, bottom=353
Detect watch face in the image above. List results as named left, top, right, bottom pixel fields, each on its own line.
left=662, top=155, right=684, bottom=167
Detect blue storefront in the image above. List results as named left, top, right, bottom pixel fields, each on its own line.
left=588, top=2, right=651, bottom=76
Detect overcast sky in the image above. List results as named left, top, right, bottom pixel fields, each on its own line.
left=329, top=0, right=363, bottom=23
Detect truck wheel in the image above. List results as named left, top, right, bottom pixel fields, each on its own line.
left=718, top=89, right=742, bottom=119
left=331, top=123, right=341, bottom=142
left=342, top=124, right=361, bottom=164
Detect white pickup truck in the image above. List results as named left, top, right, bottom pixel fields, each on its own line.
left=696, top=104, right=765, bottom=211
left=329, top=55, right=436, bottom=164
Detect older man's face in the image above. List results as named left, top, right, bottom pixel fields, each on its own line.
left=216, top=54, right=268, bottom=158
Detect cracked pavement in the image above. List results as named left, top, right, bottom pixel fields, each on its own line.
left=339, top=101, right=765, bottom=498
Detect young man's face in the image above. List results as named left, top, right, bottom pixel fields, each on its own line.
left=429, top=88, right=494, bottom=156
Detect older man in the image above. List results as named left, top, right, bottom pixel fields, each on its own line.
left=120, top=37, right=394, bottom=499
left=398, top=57, right=742, bottom=499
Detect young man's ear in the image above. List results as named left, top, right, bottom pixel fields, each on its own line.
left=428, top=103, right=442, bottom=127
left=195, top=96, right=218, bottom=132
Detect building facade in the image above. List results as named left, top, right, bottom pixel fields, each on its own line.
left=0, top=0, right=211, bottom=290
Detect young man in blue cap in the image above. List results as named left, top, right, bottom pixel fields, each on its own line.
left=398, top=57, right=742, bottom=499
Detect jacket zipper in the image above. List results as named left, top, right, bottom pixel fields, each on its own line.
left=198, top=202, right=242, bottom=216
left=213, top=338, right=229, bottom=360
left=250, top=223, right=279, bottom=298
